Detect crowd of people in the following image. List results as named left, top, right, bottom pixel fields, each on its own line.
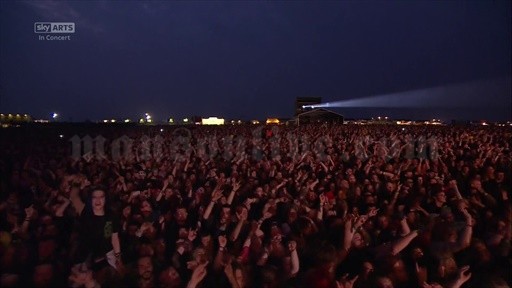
left=0, top=123, right=510, bottom=288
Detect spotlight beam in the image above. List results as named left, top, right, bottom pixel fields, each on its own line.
left=312, top=77, right=510, bottom=109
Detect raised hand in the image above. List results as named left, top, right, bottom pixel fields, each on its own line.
left=188, top=261, right=209, bottom=288
left=69, top=263, right=95, bottom=288
left=454, top=266, right=472, bottom=287
left=368, top=207, right=379, bottom=218
left=224, top=258, right=234, bottom=276
left=232, top=181, right=241, bottom=192
left=336, top=274, right=359, bottom=288
left=353, top=215, right=368, bottom=230
left=243, top=198, right=254, bottom=209
left=319, top=194, right=326, bottom=206
left=215, top=178, right=226, bottom=190
left=212, top=190, right=223, bottom=203
left=237, top=208, right=248, bottom=221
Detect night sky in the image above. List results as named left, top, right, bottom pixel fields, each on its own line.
left=1, top=1, right=511, bottom=122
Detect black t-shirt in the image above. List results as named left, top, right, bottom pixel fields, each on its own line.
left=79, top=209, right=120, bottom=260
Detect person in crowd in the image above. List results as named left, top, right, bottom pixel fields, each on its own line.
left=0, top=123, right=510, bottom=287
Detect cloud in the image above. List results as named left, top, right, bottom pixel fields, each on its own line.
left=23, top=0, right=104, bottom=33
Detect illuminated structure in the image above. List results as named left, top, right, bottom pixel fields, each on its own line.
left=266, top=118, right=280, bottom=124
left=295, top=108, right=344, bottom=125
left=202, top=117, right=225, bottom=125
left=295, top=97, right=321, bottom=116
left=0, top=113, right=32, bottom=124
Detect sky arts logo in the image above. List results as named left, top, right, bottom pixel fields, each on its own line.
left=34, top=22, right=75, bottom=33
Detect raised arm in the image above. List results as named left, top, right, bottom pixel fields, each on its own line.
left=203, top=189, right=222, bottom=220
left=288, top=240, right=300, bottom=276
left=54, top=195, right=71, bottom=217
left=226, top=181, right=240, bottom=206
left=454, top=208, right=473, bottom=252
left=390, top=230, right=418, bottom=255
left=230, top=208, right=247, bottom=242
left=111, top=232, right=123, bottom=271
left=69, top=184, right=85, bottom=216
left=214, top=235, right=227, bottom=272
left=399, top=216, right=411, bottom=236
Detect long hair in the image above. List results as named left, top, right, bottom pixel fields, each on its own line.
left=83, top=185, right=111, bottom=216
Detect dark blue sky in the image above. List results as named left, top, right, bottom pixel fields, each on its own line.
left=1, top=1, right=511, bottom=121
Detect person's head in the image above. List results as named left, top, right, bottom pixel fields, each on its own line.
left=32, top=263, right=54, bottom=288
left=159, top=266, right=181, bottom=288
left=197, top=232, right=210, bottom=247
left=90, top=188, right=106, bottom=215
left=385, top=182, right=395, bottom=193
left=433, top=190, right=446, bottom=205
left=440, top=207, right=454, bottom=222
left=436, top=256, right=457, bottom=278
left=404, top=208, right=417, bottom=224
left=296, top=216, right=316, bottom=236
left=496, top=171, right=505, bottom=182
left=270, top=222, right=282, bottom=241
left=404, top=178, right=414, bottom=188
left=154, top=237, right=166, bottom=255
left=260, top=265, right=279, bottom=288
left=361, top=261, right=374, bottom=279
left=375, top=276, right=394, bottom=288
left=472, top=240, right=491, bottom=265
left=365, top=184, right=375, bottom=194
left=352, top=231, right=368, bottom=249
left=485, top=166, right=495, bottom=178
left=287, top=206, right=298, bottom=222
left=175, top=206, right=188, bottom=224
left=255, top=187, right=264, bottom=198
left=220, top=206, right=231, bottom=225
left=192, top=247, right=207, bottom=265
left=1, top=274, right=19, bottom=287
left=164, top=188, right=173, bottom=199
left=370, top=173, right=380, bottom=184
left=470, top=178, right=482, bottom=191
left=306, top=190, right=317, bottom=202
left=37, top=238, right=57, bottom=261
left=377, top=214, right=390, bottom=229
left=139, top=241, right=155, bottom=257
left=122, top=205, right=132, bottom=218
left=137, top=256, right=153, bottom=280
left=348, top=174, right=356, bottom=184
left=140, top=200, right=153, bottom=215
left=388, top=257, right=408, bottom=284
